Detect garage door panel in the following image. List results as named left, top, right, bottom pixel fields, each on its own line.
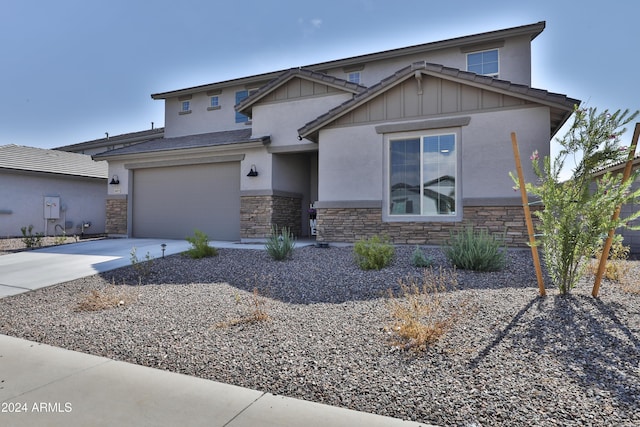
left=132, top=163, right=240, bottom=240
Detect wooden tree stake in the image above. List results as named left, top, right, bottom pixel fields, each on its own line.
left=511, top=132, right=546, bottom=297
left=593, top=123, right=640, bottom=297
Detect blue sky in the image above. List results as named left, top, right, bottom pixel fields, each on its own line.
left=1, top=0, right=638, bottom=150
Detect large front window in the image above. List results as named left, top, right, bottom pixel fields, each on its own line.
left=389, top=134, right=457, bottom=216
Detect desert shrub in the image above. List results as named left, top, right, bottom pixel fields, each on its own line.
left=589, top=235, right=631, bottom=282
left=130, top=247, right=154, bottom=284
left=265, top=226, right=295, bottom=261
left=185, top=229, right=218, bottom=258
left=443, top=226, right=506, bottom=272
left=353, top=235, right=395, bottom=270
left=513, top=107, right=640, bottom=293
left=386, top=267, right=464, bottom=352
left=411, top=245, right=432, bottom=267
left=75, top=285, right=136, bottom=312
left=20, top=225, right=43, bottom=249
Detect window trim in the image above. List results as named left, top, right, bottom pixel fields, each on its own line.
left=179, top=100, right=192, bottom=115
left=235, top=89, right=258, bottom=123
left=383, top=128, right=462, bottom=223
left=207, top=95, right=221, bottom=111
left=466, top=48, right=499, bottom=77
left=348, top=71, right=361, bottom=84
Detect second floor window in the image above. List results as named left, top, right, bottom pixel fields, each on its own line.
left=181, top=101, right=190, bottom=112
left=210, top=96, right=219, bottom=108
left=348, top=71, right=361, bottom=84
left=235, top=89, right=257, bottom=123
left=467, top=49, right=499, bottom=77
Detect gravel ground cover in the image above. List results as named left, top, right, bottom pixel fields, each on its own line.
left=0, top=236, right=103, bottom=255
left=1, top=239, right=639, bottom=426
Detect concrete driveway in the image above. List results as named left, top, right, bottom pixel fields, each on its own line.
left=0, top=238, right=192, bottom=297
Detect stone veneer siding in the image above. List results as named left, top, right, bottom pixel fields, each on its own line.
left=316, top=205, right=541, bottom=248
left=241, top=194, right=302, bottom=239
left=105, top=196, right=128, bottom=235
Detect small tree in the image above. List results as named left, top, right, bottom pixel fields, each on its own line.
left=515, top=107, right=640, bottom=293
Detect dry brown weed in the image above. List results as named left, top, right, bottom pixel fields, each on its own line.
left=386, top=267, right=466, bottom=352
left=213, top=287, right=270, bottom=328
left=75, top=285, right=137, bottom=312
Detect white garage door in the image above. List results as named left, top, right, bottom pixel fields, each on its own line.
left=132, top=162, right=240, bottom=240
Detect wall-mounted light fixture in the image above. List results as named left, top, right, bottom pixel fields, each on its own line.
left=247, top=165, right=258, bottom=177
left=109, top=175, right=120, bottom=185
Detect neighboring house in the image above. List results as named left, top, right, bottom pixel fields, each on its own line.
left=0, top=144, right=108, bottom=238
left=593, top=155, right=640, bottom=255
left=94, top=21, right=580, bottom=246
left=55, top=127, right=165, bottom=156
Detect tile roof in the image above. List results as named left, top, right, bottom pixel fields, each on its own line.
left=298, top=61, right=581, bottom=142
left=93, top=129, right=270, bottom=159
left=235, top=68, right=367, bottom=117
left=0, top=144, right=108, bottom=178
left=54, top=128, right=165, bottom=152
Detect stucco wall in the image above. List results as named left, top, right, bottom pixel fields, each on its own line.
left=0, top=171, right=107, bottom=237
left=251, top=93, right=352, bottom=147
left=317, top=106, right=550, bottom=204
left=163, top=86, right=255, bottom=139
left=321, top=35, right=533, bottom=87
left=318, top=124, right=383, bottom=202
left=161, top=34, right=534, bottom=141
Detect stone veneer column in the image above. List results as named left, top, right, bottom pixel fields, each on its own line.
left=240, top=193, right=302, bottom=239
left=316, top=205, right=541, bottom=248
left=240, top=195, right=273, bottom=238
left=105, top=196, right=127, bottom=235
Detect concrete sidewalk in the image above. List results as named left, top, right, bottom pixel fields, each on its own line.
left=0, top=335, right=434, bottom=427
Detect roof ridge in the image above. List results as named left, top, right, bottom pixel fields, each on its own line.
left=152, top=21, right=546, bottom=99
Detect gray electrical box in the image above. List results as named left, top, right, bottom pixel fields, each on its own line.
left=44, top=196, right=60, bottom=219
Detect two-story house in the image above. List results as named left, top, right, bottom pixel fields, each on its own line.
left=94, top=21, right=579, bottom=246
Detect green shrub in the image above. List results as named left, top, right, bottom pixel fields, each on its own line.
left=185, top=229, right=218, bottom=259
left=20, top=225, right=43, bottom=249
left=512, top=107, right=640, bottom=293
left=411, top=245, right=432, bottom=267
left=443, top=226, right=506, bottom=272
left=265, top=226, right=295, bottom=261
left=353, top=235, right=395, bottom=270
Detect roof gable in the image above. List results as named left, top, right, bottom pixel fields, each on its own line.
left=298, top=62, right=580, bottom=142
left=235, top=68, right=366, bottom=118
left=0, top=144, right=107, bottom=178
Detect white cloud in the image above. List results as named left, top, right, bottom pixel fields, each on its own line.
left=297, top=18, right=323, bottom=37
